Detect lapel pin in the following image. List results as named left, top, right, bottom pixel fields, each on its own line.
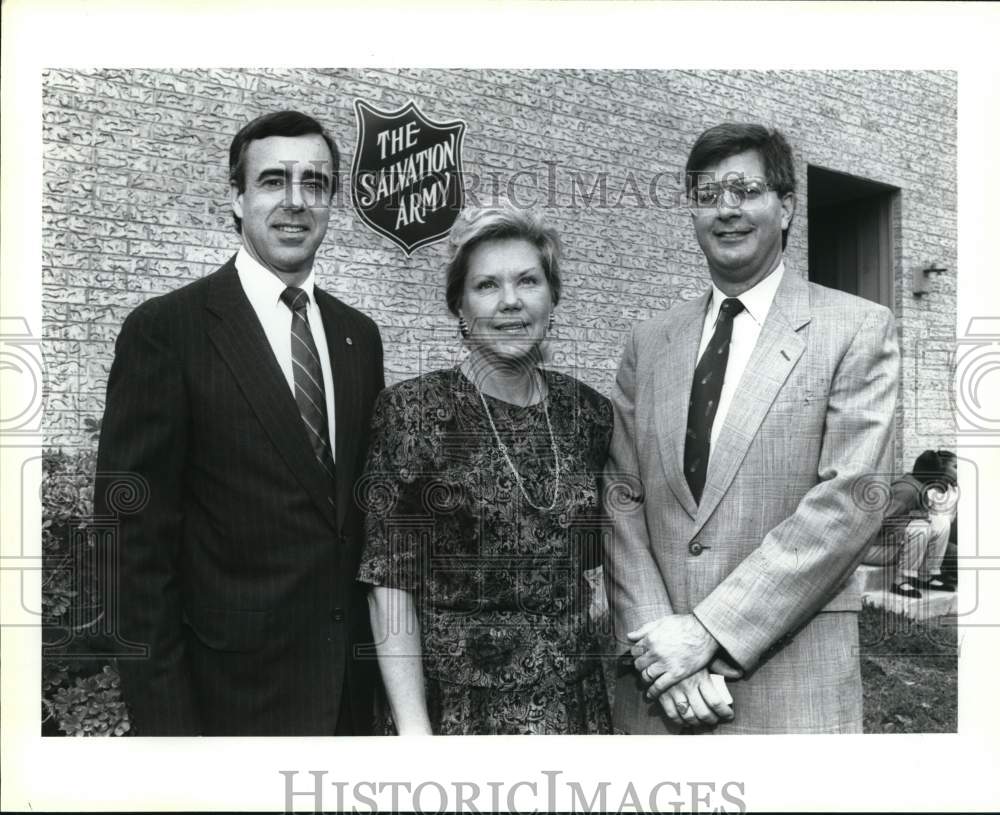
left=346, top=337, right=353, bottom=346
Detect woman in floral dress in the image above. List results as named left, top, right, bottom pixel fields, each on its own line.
left=357, top=206, right=612, bottom=735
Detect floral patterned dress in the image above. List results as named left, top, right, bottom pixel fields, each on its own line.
left=357, top=366, right=613, bottom=735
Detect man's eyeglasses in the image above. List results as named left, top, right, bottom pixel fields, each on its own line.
left=688, top=177, right=777, bottom=211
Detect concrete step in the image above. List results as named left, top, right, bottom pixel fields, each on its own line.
left=862, top=587, right=957, bottom=621
left=854, top=565, right=957, bottom=619
left=856, top=564, right=900, bottom=594
left=856, top=563, right=955, bottom=594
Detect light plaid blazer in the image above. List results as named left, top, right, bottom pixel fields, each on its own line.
left=604, top=268, right=900, bottom=734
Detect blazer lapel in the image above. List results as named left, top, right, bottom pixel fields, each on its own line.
left=205, top=259, right=340, bottom=534
left=692, top=269, right=811, bottom=535
left=653, top=291, right=710, bottom=520
left=315, top=289, right=361, bottom=532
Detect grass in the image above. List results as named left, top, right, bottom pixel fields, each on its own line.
left=859, top=602, right=958, bottom=733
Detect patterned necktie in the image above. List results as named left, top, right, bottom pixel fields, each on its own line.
left=280, top=286, right=336, bottom=485
left=684, top=297, right=745, bottom=504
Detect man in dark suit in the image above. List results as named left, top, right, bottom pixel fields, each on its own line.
left=96, top=111, right=384, bottom=735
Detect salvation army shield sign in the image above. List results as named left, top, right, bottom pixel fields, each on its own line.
left=351, top=100, right=466, bottom=256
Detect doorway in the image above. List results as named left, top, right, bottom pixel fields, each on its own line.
left=807, top=166, right=898, bottom=309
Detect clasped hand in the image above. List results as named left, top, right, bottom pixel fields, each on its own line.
left=628, top=613, right=735, bottom=726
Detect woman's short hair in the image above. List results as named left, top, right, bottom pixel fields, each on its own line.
left=444, top=207, right=562, bottom=316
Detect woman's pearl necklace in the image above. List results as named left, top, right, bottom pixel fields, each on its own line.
left=473, top=372, right=561, bottom=512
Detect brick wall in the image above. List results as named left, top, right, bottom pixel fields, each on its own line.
left=41, top=68, right=957, bottom=471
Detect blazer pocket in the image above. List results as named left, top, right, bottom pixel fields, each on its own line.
left=183, top=606, right=274, bottom=653
left=772, top=379, right=829, bottom=407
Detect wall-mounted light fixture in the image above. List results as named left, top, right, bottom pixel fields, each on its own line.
left=912, top=261, right=948, bottom=296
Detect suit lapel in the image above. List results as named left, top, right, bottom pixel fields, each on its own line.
left=205, top=258, right=340, bottom=534
left=653, top=291, right=710, bottom=520
left=692, top=269, right=811, bottom=536
left=315, top=289, right=360, bottom=532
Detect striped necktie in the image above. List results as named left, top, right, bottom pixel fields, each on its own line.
left=280, top=286, right=336, bottom=485
left=684, top=297, right=745, bottom=504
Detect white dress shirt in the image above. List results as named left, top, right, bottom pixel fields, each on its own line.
left=236, top=247, right=336, bottom=460
left=696, top=261, right=785, bottom=457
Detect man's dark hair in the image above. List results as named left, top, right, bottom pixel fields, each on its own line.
left=685, top=123, right=796, bottom=249
left=228, top=110, right=339, bottom=234
left=913, top=450, right=944, bottom=484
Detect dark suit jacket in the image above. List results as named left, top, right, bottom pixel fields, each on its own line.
left=95, top=255, right=385, bottom=735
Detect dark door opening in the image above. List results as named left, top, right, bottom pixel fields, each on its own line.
left=807, top=166, right=898, bottom=309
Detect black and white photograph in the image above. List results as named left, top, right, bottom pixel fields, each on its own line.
left=3, top=1, right=999, bottom=812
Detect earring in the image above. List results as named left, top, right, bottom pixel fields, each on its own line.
left=458, top=315, right=470, bottom=338
left=548, top=311, right=556, bottom=331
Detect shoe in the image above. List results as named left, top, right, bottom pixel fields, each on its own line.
left=891, top=582, right=922, bottom=598
left=914, top=576, right=956, bottom=592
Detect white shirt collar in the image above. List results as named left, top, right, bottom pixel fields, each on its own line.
left=706, top=260, right=785, bottom=327
left=235, top=246, right=317, bottom=310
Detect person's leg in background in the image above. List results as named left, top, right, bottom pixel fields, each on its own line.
left=941, top=519, right=958, bottom=586
left=892, top=520, right=930, bottom=598
left=915, top=513, right=955, bottom=592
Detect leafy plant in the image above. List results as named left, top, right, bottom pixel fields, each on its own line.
left=83, top=415, right=102, bottom=442
left=44, top=664, right=130, bottom=737
left=41, top=444, right=132, bottom=737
